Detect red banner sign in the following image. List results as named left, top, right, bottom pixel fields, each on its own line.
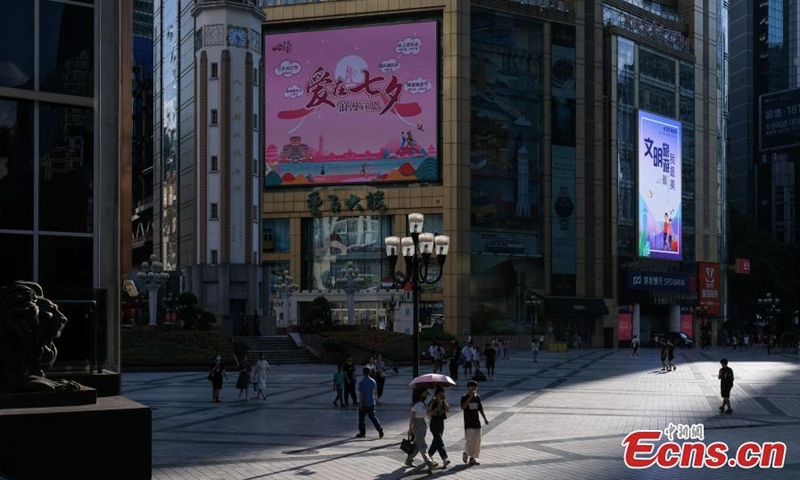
left=618, top=312, right=632, bottom=341
left=698, top=262, right=721, bottom=315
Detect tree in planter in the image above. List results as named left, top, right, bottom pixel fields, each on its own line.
left=301, top=296, right=333, bottom=332
left=178, top=292, right=214, bottom=331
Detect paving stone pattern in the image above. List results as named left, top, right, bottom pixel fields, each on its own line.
left=122, top=346, right=800, bottom=479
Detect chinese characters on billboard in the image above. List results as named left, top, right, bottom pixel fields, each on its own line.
left=264, top=22, right=439, bottom=187
left=637, top=110, right=682, bottom=260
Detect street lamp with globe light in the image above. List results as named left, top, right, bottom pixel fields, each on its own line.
left=136, top=254, right=171, bottom=326
left=384, top=213, right=450, bottom=378
left=275, top=270, right=299, bottom=329
left=336, top=261, right=366, bottom=328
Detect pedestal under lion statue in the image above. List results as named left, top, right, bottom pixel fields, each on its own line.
left=0, top=280, right=84, bottom=396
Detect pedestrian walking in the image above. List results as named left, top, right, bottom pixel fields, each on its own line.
left=209, top=353, right=227, bottom=403
left=235, top=354, right=251, bottom=400
left=483, top=342, right=496, bottom=380
left=717, top=358, right=734, bottom=414
left=631, top=335, right=640, bottom=357
left=448, top=342, right=460, bottom=381
left=343, top=355, right=358, bottom=406
left=743, top=334, right=749, bottom=351
left=254, top=353, right=273, bottom=400
left=374, top=354, right=387, bottom=401
left=461, top=342, right=475, bottom=377
left=460, top=380, right=489, bottom=466
left=502, top=337, right=510, bottom=359
left=531, top=340, right=539, bottom=362
left=332, top=364, right=345, bottom=407
left=660, top=340, right=668, bottom=371
left=252, top=310, right=261, bottom=336
left=355, top=368, right=384, bottom=439
left=667, top=341, right=676, bottom=371
left=427, top=387, right=451, bottom=468
left=405, top=387, right=437, bottom=473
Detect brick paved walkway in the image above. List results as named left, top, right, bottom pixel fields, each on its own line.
left=122, top=346, right=800, bottom=479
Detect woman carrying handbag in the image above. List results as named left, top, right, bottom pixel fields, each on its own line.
left=404, top=387, right=438, bottom=473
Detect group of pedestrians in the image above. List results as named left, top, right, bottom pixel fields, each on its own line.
left=400, top=381, right=490, bottom=473
left=208, top=352, right=273, bottom=402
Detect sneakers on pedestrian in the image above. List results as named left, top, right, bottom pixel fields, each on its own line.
left=404, top=461, right=415, bottom=468
left=718, top=406, right=724, bottom=412
left=355, top=433, right=366, bottom=438
left=725, top=409, right=733, bottom=414
left=430, top=462, right=439, bottom=469
left=469, top=458, right=480, bottom=466
left=379, top=429, right=384, bottom=439
left=463, top=452, right=469, bottom=463
left=442, top=459, right=451, bottom=468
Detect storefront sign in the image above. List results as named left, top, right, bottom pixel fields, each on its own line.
left=626, top=271, right=689, bottom=292
left=698, top=262, right=721, bottom=315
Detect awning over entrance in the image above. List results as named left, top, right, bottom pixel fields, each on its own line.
left=545, top=297, right=609, bottom=317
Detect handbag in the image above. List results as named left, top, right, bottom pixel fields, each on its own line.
left=400, top=435, right=415, bottom=455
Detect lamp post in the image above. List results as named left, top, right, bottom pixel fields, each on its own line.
left=336, top=261, right=366, bottom=328
left=757, top=292, right=781, bottom=336
left=385, top=213, right=450, bottom=378
left=136, top=254, right=171, bottom=326
left=383, top=293, right=402, bottom=332
left=275, top=270, right=299, bottom=329
left=526, top=295, right=541, bottom=341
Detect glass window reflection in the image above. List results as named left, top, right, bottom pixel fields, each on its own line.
left=0, top=233, right=33, bottom=286
left=0, top=98, right=34, bottom=230
left=38, top=235, right=93, bottom=289
left=0, top=0, right=33, bottom=89
left=40, top=1, right=94, bottom=97
left=303, top=216, right=392, bottom=291
left=263, top=218, right=289, bottom=252
left=39, top=103, right=94, bottom=233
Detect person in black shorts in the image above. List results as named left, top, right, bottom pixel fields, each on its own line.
left=482, top=343, right=497, bottom=380
left=717, top=358, right=734, bottom=414
left=660, top=340, right=668, bottom=371
left=667, top=341, right=676, bottom=371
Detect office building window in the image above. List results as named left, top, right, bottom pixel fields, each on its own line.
left=253, top=67, right=259, bottom=85
left=210, top=155, right=218, bottom=172
left=253, top=205, right=258, bottom=220
left=210, top=202, right=218, bottom=220
left=210, top=62, right=218, bottom=79
left=210, top=249, right=218, bottom=265
left=253, top=158, right=258, bottom=175
left=253, top=114, right=258, bottom=130
left=210, top=109, right=218, bottom=125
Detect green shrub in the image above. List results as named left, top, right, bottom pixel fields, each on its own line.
left=122, top=329, right=235, bottom=367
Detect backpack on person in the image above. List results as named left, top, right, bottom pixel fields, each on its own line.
left=472, top=370, right=486, bottom=381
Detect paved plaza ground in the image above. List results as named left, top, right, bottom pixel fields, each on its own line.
left=122, top=345, right=800, bottom=480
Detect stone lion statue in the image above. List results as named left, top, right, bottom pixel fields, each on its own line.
left=0, top=280, right=81, bottom=394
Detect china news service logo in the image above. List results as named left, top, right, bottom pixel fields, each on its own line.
left=622, top=423, right=786, bottom=469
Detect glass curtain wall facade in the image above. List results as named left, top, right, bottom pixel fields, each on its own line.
left=470, top=8, right=545, bottom=334
left=154, top=0, right=195, bottom=271
left=0, top=0, right=124, bottom=375
left=0, top=0, right=95, bottom=289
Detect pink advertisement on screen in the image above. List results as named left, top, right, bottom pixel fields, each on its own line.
left=264, top=21, right=439, bottom=187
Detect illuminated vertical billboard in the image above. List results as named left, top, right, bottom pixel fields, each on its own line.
left=264, top=21, right=439, bottom=187
left=637, top=110, right=682, bottom=260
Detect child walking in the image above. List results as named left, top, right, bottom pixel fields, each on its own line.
left=717, top=358, right=734, bottom=414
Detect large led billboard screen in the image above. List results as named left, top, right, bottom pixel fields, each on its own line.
left=264, top=21, right=439, bottom=187
left=760, top=88, right=800, bottom=151
left=637, top=110, right=682, bottom=261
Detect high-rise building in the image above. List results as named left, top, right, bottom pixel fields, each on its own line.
left=729, top=0, right=800, bottom=241
left=133, top=0, right=156, bottom=266
left=255, top=0, right=727, bottom=347
left=153, top=0, right=264, bottom=333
